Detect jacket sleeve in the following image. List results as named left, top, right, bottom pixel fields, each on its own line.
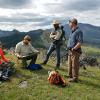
left=0, top=48, right=8, bottom=63
left=77, top=31, right=83, bottom=43
left=50, top=32, right=56, bottom=39
left=30, top=44, right=39, bottom=53
left=15, top=43, right=21, bottom=56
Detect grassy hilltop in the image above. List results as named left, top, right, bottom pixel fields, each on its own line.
left=0, top=46, right=100, bottom=100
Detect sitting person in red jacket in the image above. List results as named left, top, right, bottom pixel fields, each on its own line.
left=0, top=42, right=9, bottom=65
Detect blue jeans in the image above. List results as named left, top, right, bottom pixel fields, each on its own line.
left=44, top=43, right=61, bottom=67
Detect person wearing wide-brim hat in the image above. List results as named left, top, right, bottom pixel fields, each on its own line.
left=41, top=20, right=64, bottom=69
left=52, top=20, right=60, bottom=25
left=15, top=35, right=39, bottom=68
left=67, top=18, right=83, bottom=82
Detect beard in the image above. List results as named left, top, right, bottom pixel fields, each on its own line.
left=23, top=41, right=29, bottom=45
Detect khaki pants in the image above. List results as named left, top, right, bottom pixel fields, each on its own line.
left=68, top=50, right=81, bottom=80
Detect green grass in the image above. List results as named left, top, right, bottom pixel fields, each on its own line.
left=82, top=46, right=100, bottom=57
left=0, top=46, right=100, bottom=100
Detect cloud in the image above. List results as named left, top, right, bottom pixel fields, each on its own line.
left=0, top=22, right=51, bottom=32
left=0, top=0, right=32, bottom=9
left=0, top=14, right=46, bottom=23
left=36, top=0, right=100, bottom=13
left=65, top=0, right=100, bottom=11
left=0, top=0, right=100, bottom=31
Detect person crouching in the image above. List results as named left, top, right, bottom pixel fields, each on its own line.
left=15, top=35, right=39, bottom=68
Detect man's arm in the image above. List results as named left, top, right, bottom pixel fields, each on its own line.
left=15, top=43, right=22, bottom=58
left=50, top=32, right=56, bottom=39
left=72, top=31, right=83, bottom=51
left=30, top=44, right=39, bottom=54
left=72, top=42, right=82, bottom=50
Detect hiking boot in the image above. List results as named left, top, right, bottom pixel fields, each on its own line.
left=55, top=64, right=60, bottom=69
left=64, top=75, right=72, bottom=78
left=68, top=78, right=78, bottom=82
left=40, top=61, right=47, bottom=65
left=2, top=75, right=9, bottom=80
left=21, top=66, right=28, bottom=70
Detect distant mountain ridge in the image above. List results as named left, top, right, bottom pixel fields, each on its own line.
left=63, top=23, right=100, bottom=47
left=0, top=29, right=44, bottom=48
left=0, top=23, right=100, bottom=48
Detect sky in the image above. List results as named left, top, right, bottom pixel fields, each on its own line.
left=0, top=0, right=100, bottom=31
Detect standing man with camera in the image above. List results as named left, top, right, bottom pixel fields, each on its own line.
left=67, top=18, right=83, bottom=82
left=42, top=20, right=65, bottom=69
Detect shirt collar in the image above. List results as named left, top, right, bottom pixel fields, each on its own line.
left=22, top=41, right=25, bottom=45
left=72, top=26, right=78, bottom=33
left=22, top=41, right=30, bottom=46
left=55, top=27, right=60, bottom=31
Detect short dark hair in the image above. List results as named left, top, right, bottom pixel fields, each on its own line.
left=24, top=35, right=31, bottom=41
left=69, top=18, right=78, bottom=25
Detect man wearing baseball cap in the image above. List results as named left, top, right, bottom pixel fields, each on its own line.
left=15, top=35, right=39, bottom=68
left=42, top=20, right=63, bottom=69
left=67, top=18, right=83, bottom=82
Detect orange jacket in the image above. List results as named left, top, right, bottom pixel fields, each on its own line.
left=0, top=48, right=8, bottom=65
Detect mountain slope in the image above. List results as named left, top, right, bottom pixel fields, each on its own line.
left=0, top=29, right=45, bottom=48
left=0, top=23, right=100, bottom=48
left=63, top=23, right=100, bottom=47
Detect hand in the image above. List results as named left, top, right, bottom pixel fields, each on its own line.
left=7, top=59, right=11, bottom=62
left=36, top=51, right=40, bottom=54
left=71, top=48, right=75, bottom=51
left=52, top=32, right=56, bottom=35
left=17, top=55, right=22, bottom=59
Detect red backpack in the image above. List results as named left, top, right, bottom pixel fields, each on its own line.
left=48, top=71, right=66, bottom=86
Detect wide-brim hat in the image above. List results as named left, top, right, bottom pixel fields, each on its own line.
left=52, top=20, right=60, bottom=25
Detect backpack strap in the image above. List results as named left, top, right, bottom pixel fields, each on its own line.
left=60, top=26, right=66, bottom=41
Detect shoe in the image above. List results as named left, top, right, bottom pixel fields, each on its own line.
left=40, top=62, right=46, bottom=65
left=55, top=64, right=60, bottom=70
left=64, top=75, right=72, bottom=78
left=68, top=78, right=78, bottom=82
left=2, top=75, right=9, bottom=80
left=21, top=66, right=27, bottom=70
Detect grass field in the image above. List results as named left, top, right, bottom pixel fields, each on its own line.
left=0, top=46, right=100, bottom=100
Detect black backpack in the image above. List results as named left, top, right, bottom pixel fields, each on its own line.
left=53, top=26, right=66, bottom=45
left=60, top=26, right=66, bottom=41
left=0, top=62, right=15, bottom=81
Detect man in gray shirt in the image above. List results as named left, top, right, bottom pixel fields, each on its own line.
left=67, top=18, right=83, bottom=82
left=15, top=35, right=39, bottom=68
